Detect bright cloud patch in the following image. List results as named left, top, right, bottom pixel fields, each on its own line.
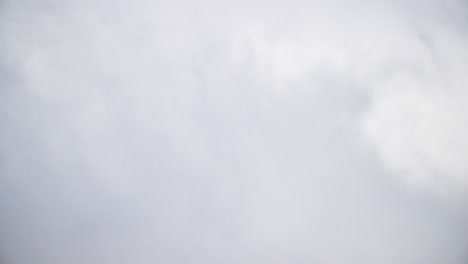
left=363, top=28, right=468, bottom=197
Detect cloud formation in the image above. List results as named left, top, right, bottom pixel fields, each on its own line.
left=1, top=0, right=467, bottom=263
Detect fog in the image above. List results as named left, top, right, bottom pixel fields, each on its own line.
left=1, top=0, right=468, bottom=263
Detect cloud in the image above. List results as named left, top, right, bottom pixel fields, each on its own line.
left=361, top=11, right=468, bottom=197
left=1, top=0, right=468, bottom=263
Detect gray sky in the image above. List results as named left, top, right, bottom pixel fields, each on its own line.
left=1, top=0, right=468, bottom=263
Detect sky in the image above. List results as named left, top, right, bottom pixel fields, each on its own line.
left=1, top=0, right=468, bottom=263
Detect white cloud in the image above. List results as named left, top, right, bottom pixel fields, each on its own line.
left=1, top=0, right=468, bottom=263
left=362, top=25, right=468, bottom=197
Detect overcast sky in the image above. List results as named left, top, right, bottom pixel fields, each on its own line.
left=1, top=0, right=468, bottom=263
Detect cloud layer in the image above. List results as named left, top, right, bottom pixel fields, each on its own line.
left=1, top=0, right=467, bottom=263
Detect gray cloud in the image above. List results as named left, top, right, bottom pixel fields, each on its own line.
left=1, top=0, right=467, bottom=263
